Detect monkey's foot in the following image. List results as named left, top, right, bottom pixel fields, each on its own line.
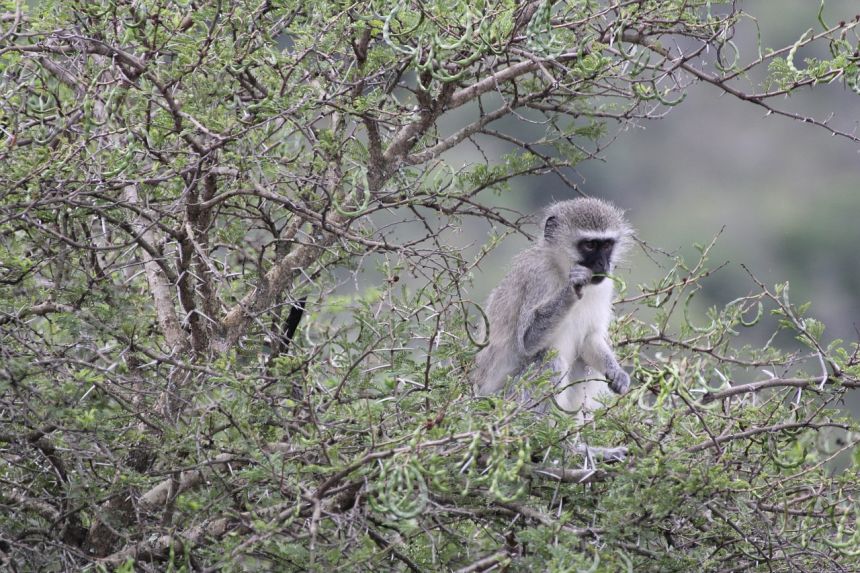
left=569, top=442, right=628, bottom=463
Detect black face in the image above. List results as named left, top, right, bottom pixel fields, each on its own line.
left=577, top=238, right=615, bottom=283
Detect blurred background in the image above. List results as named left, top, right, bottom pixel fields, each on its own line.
left=461, top=0, right=859, bottom=348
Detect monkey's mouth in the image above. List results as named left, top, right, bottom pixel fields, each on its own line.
left=591, top=275, right=606, bottom=285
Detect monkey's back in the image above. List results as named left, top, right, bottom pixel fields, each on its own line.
left=472, top=246, right=563, bottom=395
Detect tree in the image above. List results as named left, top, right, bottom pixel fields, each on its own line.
left=1, top=0, right=859, bottom=570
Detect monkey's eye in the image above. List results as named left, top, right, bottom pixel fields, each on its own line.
left=581, top=240, right=597, bottom=251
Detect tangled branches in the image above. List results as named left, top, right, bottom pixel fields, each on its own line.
left=1, top=0, right=860, bottom=570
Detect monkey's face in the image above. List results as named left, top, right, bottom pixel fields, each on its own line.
left=577, top=238, right=615, bottom=283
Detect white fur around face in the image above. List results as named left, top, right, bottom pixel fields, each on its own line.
left=578, top=231, right=621, bottom=241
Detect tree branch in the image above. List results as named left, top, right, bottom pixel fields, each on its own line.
left=122, top=185, right=186, bottom=352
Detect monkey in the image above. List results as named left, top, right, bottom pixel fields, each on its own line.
left=472, top=197, right=632, bottom=419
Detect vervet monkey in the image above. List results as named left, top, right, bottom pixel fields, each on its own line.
left=473, top=197, right=632, bottom=418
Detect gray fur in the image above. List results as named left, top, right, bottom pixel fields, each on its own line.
left=472, top=197, right=632, bottom=415
left=520, top=265, right=590, bottom=355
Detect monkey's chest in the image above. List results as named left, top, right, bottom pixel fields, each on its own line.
left=548, top=289, right=609, bottom=364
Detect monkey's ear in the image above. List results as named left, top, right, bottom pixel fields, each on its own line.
left=544, top=215, right=559, bottom=242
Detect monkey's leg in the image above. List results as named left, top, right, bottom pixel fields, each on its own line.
left=553, top=359, right=605, bottom=419
left=516, top=354, right=570, bottom=414
left=559, top=356, right=629, bottom=463
left=472, top=345, right=519, bottom=396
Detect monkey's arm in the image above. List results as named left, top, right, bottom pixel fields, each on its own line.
left=518, top=266, right=591, bottom=356
left=582, top=334, right=630, bottom=394
left=518, top=294, right=573, bottom=356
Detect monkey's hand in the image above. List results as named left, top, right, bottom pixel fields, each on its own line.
left=567, top=265, right=593, bottom=299
left=607, top=369, right=631, bottom=395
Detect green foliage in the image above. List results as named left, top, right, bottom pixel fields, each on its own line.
left=766, top=24, right=860, bottom=94
left=1, top=0, right=859, bottom=571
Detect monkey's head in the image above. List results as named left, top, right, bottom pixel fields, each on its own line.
left=541, top=198, right=632, bottom=283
